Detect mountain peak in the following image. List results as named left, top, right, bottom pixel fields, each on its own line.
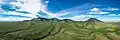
left=86, top=18, right=103, bottom=22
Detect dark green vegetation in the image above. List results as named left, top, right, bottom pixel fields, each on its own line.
left=0, top=18, right=120, bottom=40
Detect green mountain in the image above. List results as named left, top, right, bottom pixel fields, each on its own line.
left=0, top=18, right=120, bottom=40
left=86, top=18, right=103, bottom=23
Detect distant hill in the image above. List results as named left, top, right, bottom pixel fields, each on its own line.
left=23, top=17, right=73, bottom=22
left=86, top=18, right=103, bottom=23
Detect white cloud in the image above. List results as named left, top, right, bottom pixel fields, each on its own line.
left=9, top=0, right=42, bottom=18
left=118, top=14, right=120, bottom=16
left=50, top=4, right=106, bottom=19
left=0, top=0, right=4, bottom=3
left=88, top=8, right=109, bottom=14
left=0, top=1, right=120, bottom=22
left=108, top=14, right=116, bottom=16
left=52, top=3, right=94, bottom=18
left=45, top=1, right=49, bottom=4
left=40, top=5, right=70, bottom=18
left=69, top=15, right=98, bottom=21
left=110, top=8, right=119, bottom=10
left=102, top=8, right=120, bottom=11
left=54, top=11, right=70, bottom=18
left=0, top=0, right=62, bottom=21
left=40, top=5, right=55, bottom=18
left=98, top=17, right=120, bottom=22
left=0, top=17, right=32, bottom=21
left=0, top=11, right=37, bottom=18
left=108, top=14, right=120, bottom=16
left=87, top=11, right=109, bottom=14
left=90, top=8, right=100, bottom=11
left=9, top=0, right=68, bottom=19
left=0, top=9, right=34, bottom=21
left=0, top=8, right=5, bottom=13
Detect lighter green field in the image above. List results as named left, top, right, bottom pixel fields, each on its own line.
left=0, top=21, right=120, bottom=40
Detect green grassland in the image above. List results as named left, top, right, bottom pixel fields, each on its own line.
left=0, top=19, right=120, bottom=40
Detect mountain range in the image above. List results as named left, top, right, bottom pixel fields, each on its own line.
left=0, top=17, right=119, bottom=40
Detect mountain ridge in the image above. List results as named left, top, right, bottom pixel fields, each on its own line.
left=23, top=17, right=103, bottom=22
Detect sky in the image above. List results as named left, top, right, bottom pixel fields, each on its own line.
left=0, top=0, right=120, bottom=22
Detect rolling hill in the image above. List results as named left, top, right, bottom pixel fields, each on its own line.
left=0, top=18, right=120, bottom=40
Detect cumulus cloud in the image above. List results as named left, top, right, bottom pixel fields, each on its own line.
left=0, top=0, right=44, bottom=21
left=90, top=8, right=99, bottom=11
left=0, top=0, right=68, bottom=20
left=0, top=0, right=56, bottom=21
left=9, top=0, right=42, bottom=18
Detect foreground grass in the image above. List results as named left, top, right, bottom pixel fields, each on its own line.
left=0, top=21, right=120, bottom=40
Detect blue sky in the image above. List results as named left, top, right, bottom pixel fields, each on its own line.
left=0, top=0, right=120, bottom=22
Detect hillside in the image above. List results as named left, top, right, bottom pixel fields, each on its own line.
left=0, top=18, right=120, bottom=40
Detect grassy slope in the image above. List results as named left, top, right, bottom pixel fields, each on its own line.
left=0, top=21, right=120, bottom=40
